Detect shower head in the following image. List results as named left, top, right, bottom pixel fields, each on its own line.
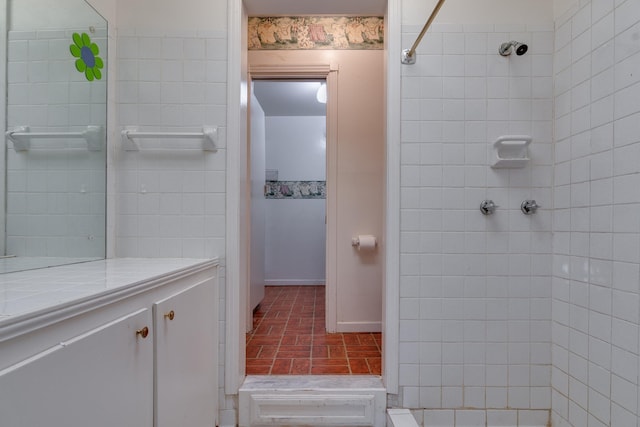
left=499, top=41, right=528, bottom=56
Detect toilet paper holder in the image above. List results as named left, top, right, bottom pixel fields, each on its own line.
left=351, top=235, right=377, bottom=249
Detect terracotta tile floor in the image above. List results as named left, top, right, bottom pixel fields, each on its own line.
left=246, top=285, right=382, bottom=375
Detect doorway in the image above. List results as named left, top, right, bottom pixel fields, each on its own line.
left=247, top=79, right=383, bottom=375
left=226, top=2, right=395, bottom=393
left=249, top=79, right=328, bottom=308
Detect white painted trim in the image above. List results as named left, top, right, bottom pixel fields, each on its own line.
left=337, top=321, right=382, bottom=333
left=239, top=375, right=386, bottom=427
left=248, top=64, right=331, bottom=77
left=325, top=70, right=339, bottom=333
left=230, top=0, right=398, bottom=399
left=264, top=280, right=326, bottom=286
left=225, top=0, right=245, bottom=395
left=384, top=0, right=401, bottom=395
left=0, top=0, right=7, bottom=256
left=249, top=64, right=338, bottom=335
left=246, top=394, right=378, bottom=426
left=105, top=18, right=117, bottom=260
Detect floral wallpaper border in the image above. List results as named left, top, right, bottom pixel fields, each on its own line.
left=265, top=181, right=326, bottom=199
left=249, top=16, right=384, bottom=50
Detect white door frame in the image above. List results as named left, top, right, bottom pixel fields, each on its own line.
left=248, top=64, right=338, bottom=333
left=226, top=0, right=401, bottom=395
left=0, top=0, right=7, bottom=256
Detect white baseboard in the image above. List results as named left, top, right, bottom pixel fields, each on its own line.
left=336, top=321, right=382, bottom=333
left=264, top=280, right=325, bottom=286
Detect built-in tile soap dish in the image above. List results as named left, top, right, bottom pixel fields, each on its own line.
left=491, top=135, right=532, bottom=168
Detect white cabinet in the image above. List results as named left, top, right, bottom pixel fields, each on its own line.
left=0, top=261, right=218, bottom=427
left=154, top=278, right=217, bottom=427
left=0, top=309, right=154, bottom=427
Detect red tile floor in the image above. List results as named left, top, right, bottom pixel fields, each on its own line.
left=246, top=285, right=382, bottom=375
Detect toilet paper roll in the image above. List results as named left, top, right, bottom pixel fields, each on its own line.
left=354, top=235, right=377, bottom=251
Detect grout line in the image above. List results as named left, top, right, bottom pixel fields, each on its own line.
left=308, top=286, right=317, bottom=375
left=271, top=285, right=289, bottom=374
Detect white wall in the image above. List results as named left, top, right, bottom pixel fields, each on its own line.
left=114, top=17, right=227, bottom=259
left=9, top=0, right=107, bottom=30
left=265, top=199, right=326, bottom=285
left=402, top=0, right=553, bottom=26
left=85, top=0, right=116, bottom=25
left=265, top=116, right=326, bottom=181
left=551, top=1, right=640, bottom=426
left=116, top=0, right=226, bottom=32
left=264, top=116, right=326, bottom=285
left=398, top=1, right=554, bottom=422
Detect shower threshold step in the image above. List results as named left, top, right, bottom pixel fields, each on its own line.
left=239, top=375, right=386, bottom=427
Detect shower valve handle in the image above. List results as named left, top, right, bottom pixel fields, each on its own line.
left=480, top=200, right=498, bottom=215
left=521, top=200, right=539, bottom=215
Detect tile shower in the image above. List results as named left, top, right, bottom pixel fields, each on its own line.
left=398, top=21, right=554, bottom=424
left=397, top=1, right=640, bottom=425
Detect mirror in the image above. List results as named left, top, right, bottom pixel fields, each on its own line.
left=2, top=0, right=107, bottom=273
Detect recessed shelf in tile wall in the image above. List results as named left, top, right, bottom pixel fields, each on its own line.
left=490, top=135, right=532, bottom=169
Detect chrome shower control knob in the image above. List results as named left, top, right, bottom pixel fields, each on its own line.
left=480, top=200, right=497, bottom=215
left=521, top=200, right=539, bottom=215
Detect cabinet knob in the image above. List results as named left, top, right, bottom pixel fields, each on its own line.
left=136, top=326, right=149, bottom=339
left=164, top=310, right=175, bottom=321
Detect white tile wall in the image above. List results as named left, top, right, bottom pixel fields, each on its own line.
left=551, top=1, right=640, bottom=427
left=114, top=28, right=230, bottom=426
left=399, top=22, right=553, bottom=425
left=6, top=29, right=107, bottom=258
left=115, top=29, right=226, bottom=259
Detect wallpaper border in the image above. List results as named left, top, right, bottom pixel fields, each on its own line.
left=265, top=180, right=326, bottom=199
left=248, top=16, right=384, bottom=50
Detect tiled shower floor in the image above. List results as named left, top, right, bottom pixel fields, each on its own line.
left=246, top=285, right=382, bottom=375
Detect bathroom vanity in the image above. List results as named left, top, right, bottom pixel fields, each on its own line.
left=0, top=258, right=218, bottom=427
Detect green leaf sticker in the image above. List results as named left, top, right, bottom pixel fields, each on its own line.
left=70, top=32, right=104, bottom=81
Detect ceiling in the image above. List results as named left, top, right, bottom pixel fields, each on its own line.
left=253, top=80, right=327, bottom=117
left=243, top=0, right=386, bottom=16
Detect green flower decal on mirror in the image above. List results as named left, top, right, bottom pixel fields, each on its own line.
left=70, top=32, right=104, bottom=81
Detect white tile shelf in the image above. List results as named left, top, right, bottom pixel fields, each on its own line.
left=490, top=135, right=532, bottom=169
left=0, top=258, right=217, bottom=341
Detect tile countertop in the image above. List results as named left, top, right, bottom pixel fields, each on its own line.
left=0, top=258, right=218, bottom=323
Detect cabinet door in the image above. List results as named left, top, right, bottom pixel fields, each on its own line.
left=0, top=308, right=153, bottom=427
left=154, top=278, right=217, bottom=427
